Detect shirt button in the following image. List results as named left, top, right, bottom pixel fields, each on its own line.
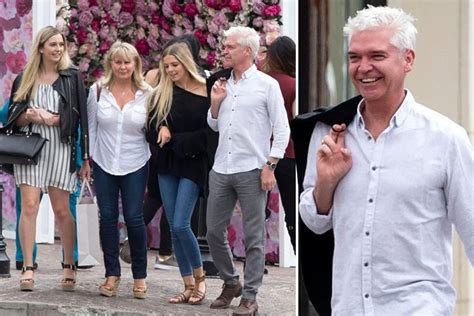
left=228, top=137, right=231, bottom=140
left=232, top=109, right=234, bottom=111
left=364, top=262, right=369, bottom=267
left=364, top=294, right=370, bottom=299
left=365, top=231, right=370, bottom=236
left=228, top=152, right=231, bottom=154
left=368, top=198, right=373, bottom=203
left=368, top=136, right=372, bottom=140
left=229, top=123, right=232, bottom=126
left=372, top=166, right=377, bottom=171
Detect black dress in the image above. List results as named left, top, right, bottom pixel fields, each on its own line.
left=146, top=85, right=210, bottom=195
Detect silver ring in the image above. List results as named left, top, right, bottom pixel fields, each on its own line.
left=321, top=139, right=325, bottom=145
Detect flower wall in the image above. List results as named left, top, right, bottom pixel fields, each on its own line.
left=0, top=0, right=32, bottom=106
left=0, top=1, right=32, bottom=235
left=58, top=0, right=282, bottom=86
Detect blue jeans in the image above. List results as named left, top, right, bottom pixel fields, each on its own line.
left=93, top=162, right=148, bottom=279
left=158, top=174, right=202, bottom=277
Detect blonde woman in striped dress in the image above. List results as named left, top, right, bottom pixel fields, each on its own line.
left=7, top=26, right=90, bottom=292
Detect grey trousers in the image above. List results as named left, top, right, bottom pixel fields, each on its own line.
left=206, top=169, right=267, bottom=300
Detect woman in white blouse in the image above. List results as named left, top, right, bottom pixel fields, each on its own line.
left=83, top=41, right=151, bottom=299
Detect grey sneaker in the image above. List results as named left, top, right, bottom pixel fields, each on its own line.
left=154, top=254, right=179, bottom=270
left=119, top=239, right=131, bottom=264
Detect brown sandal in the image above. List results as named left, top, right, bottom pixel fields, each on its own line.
left=99, top=277, right=121, bottom=297
left=20, top=266, right=35, bottom=291
left=188, top=274, right=206, bottom=305
left=169, top=284, right=194, bottom=304
left=61, top=263, right=77, bottom=292
left=133, top=285, right=147, bottom=299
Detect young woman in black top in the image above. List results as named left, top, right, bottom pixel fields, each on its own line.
left=146, top=43, right=208, bottom=305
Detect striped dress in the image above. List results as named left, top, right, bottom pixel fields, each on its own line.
left=14, top=84, right=76, bottom=193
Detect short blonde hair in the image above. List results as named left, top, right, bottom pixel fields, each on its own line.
left=101, top=41, right=147, bottom=91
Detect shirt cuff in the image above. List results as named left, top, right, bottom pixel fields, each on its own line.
left=299, top=188, right=333, bottom=234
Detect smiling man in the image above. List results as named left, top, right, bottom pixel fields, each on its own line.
left=299, top=6, right=473, bottom=315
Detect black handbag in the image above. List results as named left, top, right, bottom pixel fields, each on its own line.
left=0, top=124, right=48, bottom=165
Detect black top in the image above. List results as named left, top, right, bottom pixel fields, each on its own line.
left=146, top=85, right=210, bottom=195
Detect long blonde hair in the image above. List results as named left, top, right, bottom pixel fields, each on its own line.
left=147, top=43, right=205, bottom=130
left=14, top=26, right=72, bottom=102
left=101, top=41, right=148, bottom=91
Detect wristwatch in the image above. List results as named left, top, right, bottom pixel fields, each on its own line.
left=266, top=160, right=277, bottom=171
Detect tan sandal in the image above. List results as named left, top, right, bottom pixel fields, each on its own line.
left=133, top=285, right=147, bottom=299
left=188, top=274, right=206, bottom=305
left=20, top=266, right=35, bottom=291
left=169, top=284, right=194, bottom=304
left=99, top=277, right=120, bottom=297
left=61, top=263, right=77, bottom=292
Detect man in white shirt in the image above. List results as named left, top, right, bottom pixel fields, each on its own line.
left=206, top=26, right=290, bottom=316
left=299, top=6, right=474, bottom=315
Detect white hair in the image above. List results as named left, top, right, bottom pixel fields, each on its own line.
left=224, top=26, right=260, bottom=59
left=343, top=5, right=417, bottom=52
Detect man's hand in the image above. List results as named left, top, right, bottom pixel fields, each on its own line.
left=210, top=78, right=227, bottom=118
left=260, top=167, right=277, bottom=191
left=314, top=124, right=352, bottom=214
left=157, top=126, right=172, bottom=148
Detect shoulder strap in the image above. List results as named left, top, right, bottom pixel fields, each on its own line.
left=96, top=83, right=102, bottom=102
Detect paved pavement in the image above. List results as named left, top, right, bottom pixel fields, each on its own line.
left=0, top=239, right=296, bottom=315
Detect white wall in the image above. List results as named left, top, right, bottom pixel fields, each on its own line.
left=281, top=0, right=297, bottom=41
left=389, top=1, right=474, bottom=315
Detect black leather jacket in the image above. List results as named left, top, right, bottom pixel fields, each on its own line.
left=7, top=66, right=90, bottom=172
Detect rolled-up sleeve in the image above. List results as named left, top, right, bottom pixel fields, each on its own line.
left=299, top=122, right=334, bottom=234
left=267, top=80, right=290, bottom=159
left=207, top=109, right=218, bottom=132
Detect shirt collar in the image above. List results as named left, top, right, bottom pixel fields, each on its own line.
left=356, top=89, right=414, bottom=129
left=231, top=64, right=257, bottom=82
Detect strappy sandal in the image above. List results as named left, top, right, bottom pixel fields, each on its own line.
left=20, top=266, right=35, bottom=291
left=99, top=277, right=121, bottom=297
left=188, top=274, right=206, bottom=305
left=169, top=284, right=194, bottom=304
left=61, top=263, right=77, bottom=292
left=133, top=284, right=148, bottom=299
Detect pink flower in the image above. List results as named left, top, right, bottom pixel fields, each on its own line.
left=182, top=18, right=193, bottom=31
left=0, top=0, right=16, bottom=20
left=161, top=0, right=174, bottom=18
left=2, top=28, right=23, bottom=53
left=16, top=0, right=32, bottom=17
left=194, top=16, right=206, bottom=30
left=136, top=16, right=148, bottom=28
left=228, top=0, right=241, bottom=12
left=89, top=0, right=98, bottom=5
left=207, top=33, right=217, bottom=49
left=171, top=2, right=182, bottom=14
left=98, top=41, right=110, bottom=54
left=6, top=51, right=27, bottom=74
left=77, top=0, right=90, bottom=11
left=263, top=5, right=281, bottom=17
left=159, top=29, right=173, bottom=43
left=207, top=51, right=216, bottom=66
left=120, top=0, right=135, bottom=13
left=91, top=19, right=101, bottom=33
left=76, top=28, right=88, bottom=45
left=135, top=38, right=150, bottom=56
left=263, top=19, right=280, bottom=33
left=183, top=3, right=198, bottom=18
left=147, top=35, right=160, bottom=50
left=172, top=26, right=184, bottom=37
left=78, top=11, right=94, bottom=27
left=252, top=0, right=265, bottom=15
left=78, top=58, right=90, bottom=73
left=118, top=12, right=134, bottom=27
left=194, top=30, right=207, bottom=45
left=91, top=68, right=104, bottom=80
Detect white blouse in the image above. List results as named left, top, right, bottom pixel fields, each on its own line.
left=87, top=83, right=151, bottom=176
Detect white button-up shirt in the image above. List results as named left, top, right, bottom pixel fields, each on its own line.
left=87, top=83, right=151, bottom=176
left=207, top=65, right=290, bottom=174
left=299, top=91, right=474, bottom=315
